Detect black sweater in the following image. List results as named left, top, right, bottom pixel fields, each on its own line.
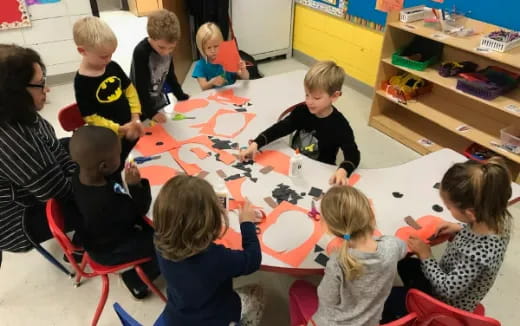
left=254, top=103, right=360, bottom=175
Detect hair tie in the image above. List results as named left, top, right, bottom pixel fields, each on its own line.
left=343, top=234, right=351, bottom=240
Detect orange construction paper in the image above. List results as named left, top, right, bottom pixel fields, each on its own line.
left=376, top=0, right=404, bottom=12
left=213, top=40, right=241, bottom=73
left=168, top=135, right=236, bottom=175
left=254, top=150, right=290, bottom=176
left=215, top=227, right=243, bottom=250
left=395, top=215, right=448, bottom=251
left=138, top=165, right=178, bottom=186
left=348, top=173, right=361, bottom=186
left=258, top=201, right=323, bottom=268
left=326, top=230, right=383, bottom=255
left=135, top=124, right=179, bottom=156
left=226, top=177, right=247, bottom=203
left=190, top=147, right=210, bottom=159
left=207, top=89, right=249, bottom=106
left=190, top=109, right=256, bottom=139
left=174, top=98, right=210, bottom=113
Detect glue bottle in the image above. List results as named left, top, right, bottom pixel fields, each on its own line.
left=215, top=182, right=229, bottom=210
left=289, top=149, right=304, bottom=177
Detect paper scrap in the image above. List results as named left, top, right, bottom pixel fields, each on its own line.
left=431, top=33, right=449, bottom=40
left=217, top=169, right=227, bottom=178
left=213, top=40, right=241, bottom=73
left=254, top=150, right=290, bottom=176
left=190, top=147, right=210, bottom=159
left=505, top=104, right=520, bottom=114
left=418, top=138, right=434, bottom=147
left=138, top=165, right=177, bottom=186
left=395, top=215, right=448, bottom=251
left=264, top=197, right=277, bottom=209
left=404, top=216, right=422, bottom=230
left=207, top=89, right=249, bottom=106
left=135, top=124, right=179, bottom=156
left=260, top=166, right=274, bottom=174
left=190, top=109, right=255, bottom=139
left=197, top=171, right=209, bottom=179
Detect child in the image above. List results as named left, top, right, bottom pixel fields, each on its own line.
left=130, top=9, right=189, bottom=123
left=69, top=126, right=160, bottom=299
left=239, top=61, right=360, bottom=186
left=398, top=157, right=512, bottom=312
left=192, top=22, right=249, bottom=90
left=153, top=175, right=264, bottom=326
left=289, top=186, right=407, bottom=326
left=73, top=17, right=143, bottom=180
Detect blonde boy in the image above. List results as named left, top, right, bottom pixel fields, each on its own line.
left=239, top=61, right=360, bottom=186
left=73, top=16, right=143, bottom=180
left=130, top=9, right=189, bottom=123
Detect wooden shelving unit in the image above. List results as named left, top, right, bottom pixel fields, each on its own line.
left=370, top=12, right=520, bottom=182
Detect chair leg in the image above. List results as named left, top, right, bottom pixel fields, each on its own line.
left=135, top=265, right=167, bottom=302
left=33, top=243, right=74, bottom=277
left=92, top=274, right=110, bottom=326
left=75, top=254, right=88, bottom=286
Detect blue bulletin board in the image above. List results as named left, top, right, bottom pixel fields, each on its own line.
left=346, top=0, right=520, bottom=32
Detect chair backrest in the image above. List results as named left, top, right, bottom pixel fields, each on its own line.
left=406, top=289, right=500, bottom=326
left=277, top=101, right=305, bottom=121
left=381, top=313, right=417, bottom=326
left=58, top=103, right=85, bottom=132
left=113, top=303, right=143, bottom=326
left=45, top=199, right=81, bottom=265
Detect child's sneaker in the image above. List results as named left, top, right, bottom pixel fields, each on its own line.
left=121, top=270, right=150, bottom=300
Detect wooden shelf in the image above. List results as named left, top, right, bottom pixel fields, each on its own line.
left=381, top=58, right=520, bottom=117
left=375, top=90, right=520, bottom=164
left=388, top=19, right=520, bottom=70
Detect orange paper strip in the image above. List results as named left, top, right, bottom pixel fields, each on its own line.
left=213, top=40, right=241, bottom=73
left=191, top=109, right=256, bottom=139
left=169, top=149, right=202, bottom=176
left=259, top=201, right=323, bottom=267
left=254, top=150, right=290, bottom=176
left=190, top=147, right=210, bottom=159
left=138, top=165, right=178, bottom=186
left=207, top=89, right=249, bottom=106
left=135, top=124, right=179, bottom=156
left=174, top=98, right=210, bottom=113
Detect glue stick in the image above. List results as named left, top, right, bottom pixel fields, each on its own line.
left=289, top=149, right=304, bottom=177
left=215, top=182, right=229, bottom=210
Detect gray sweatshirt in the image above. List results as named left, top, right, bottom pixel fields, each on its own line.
left=312, top=236, right=407, bottom=326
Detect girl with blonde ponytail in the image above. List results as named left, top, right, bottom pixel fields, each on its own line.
left=289, top=186, right=407, bottom=326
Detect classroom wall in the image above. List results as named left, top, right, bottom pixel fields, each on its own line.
left=293, top=4, right=383, bottom=86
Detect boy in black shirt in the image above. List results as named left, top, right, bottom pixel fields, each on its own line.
left=239, top=61, right=360, bottom=185
left=73, top=17, right=144, bottom=181
left=131, top=9, right=189, bottom=123
left=69, top=126, right=159, bottom=299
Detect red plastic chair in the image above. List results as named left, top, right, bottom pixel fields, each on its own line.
left=406, top=289, right=500, bottom=326
left=381, top=313, right=418, bottom=326
left=58, top=103, right=85, bottom=132
left=278, top=101, right=305, bottom=121
left=45, top=199, right=166, bottom=326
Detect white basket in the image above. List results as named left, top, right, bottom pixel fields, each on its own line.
left=479, top=35, right=520, bottom=53
left=400, top=6, right=425, bottom=23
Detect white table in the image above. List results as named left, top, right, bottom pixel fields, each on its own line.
left=133, top=70, right=520, bottom=274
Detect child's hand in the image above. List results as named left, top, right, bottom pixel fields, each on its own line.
left=238, top=199, right=262, bottom=224
left=238, top=142, right=258, bottom=161
left=329, top=168, right=348, bottom=186
left=152, top=112, right=167, bottom=123
left=238, top=60, right=247, bottom=73
left=434, top=222, right=463, bottom=239
left=124, top=162, right=141, bottom=185
left=210, top=76, right=226, bottom=87
left=122, top=122, right=139, bottom=140
left=408, top=236, right=432, bottom=260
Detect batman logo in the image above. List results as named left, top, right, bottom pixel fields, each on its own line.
left=96, top=76, right=123, bottom=103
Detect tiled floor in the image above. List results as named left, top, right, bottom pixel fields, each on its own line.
left=1, top=10, right=519, bottom=326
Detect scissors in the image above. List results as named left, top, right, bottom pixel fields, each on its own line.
left=133, top=155, right=161, bottom=164
left=308, top=201, right=320, bottom=221
left=254, top=209, right=267, bottom=234
left=172, top=113, right=195, bottom=121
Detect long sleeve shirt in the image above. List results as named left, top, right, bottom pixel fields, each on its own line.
left=71, top=173, right=151, bottom=253
left=130, top=38, right=188, bottom=120
left=0, top=115, right=75, bottom=252
left=156, top=222, right=261, bottom=326
left=421, top=224, right=510, bottom=311
left=254, top=103, right=360, bottom=175
left=74, top=61, right=141, bottom=135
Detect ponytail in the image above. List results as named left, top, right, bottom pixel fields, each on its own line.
left=338, top=239, right=363, bottom=280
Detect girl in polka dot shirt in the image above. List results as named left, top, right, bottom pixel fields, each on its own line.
left=398, top=157, right=512, bottom=312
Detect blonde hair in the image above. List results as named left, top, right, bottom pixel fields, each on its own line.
left=153, top=175, right=228, bottom=261
left=147, top=9, right=180, bottom=43
left=320, top=186, right=375, bottom=280
left=195, top=22, right=223, bottom=59
left=304, top=61, right=345, bottom=95
left=73, top=16, right=117, bottom=49
left=441, top=157, right=512, bottom=235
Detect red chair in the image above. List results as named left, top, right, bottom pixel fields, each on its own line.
left=406, top=289, right=500, bottom=326
left=45, top=199, right=166, bottom=326
left=58, top=103, right=85, bottom=132
left=278, top=101, right=305, bottom=121
left=381, top=313, right=418, bottom=326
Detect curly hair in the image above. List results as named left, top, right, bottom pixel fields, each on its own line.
left=0, top=44, right=44, bottom=124
left=147, top=9, right=181, bottom=43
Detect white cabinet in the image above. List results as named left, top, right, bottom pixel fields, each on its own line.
left=230, top=0, right=294, bottom=60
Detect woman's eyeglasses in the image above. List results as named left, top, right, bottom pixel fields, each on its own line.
left=27, top=76, right=47, bottom=89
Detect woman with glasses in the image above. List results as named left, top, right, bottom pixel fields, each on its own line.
left=0, top=44, right=77, bottom=254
